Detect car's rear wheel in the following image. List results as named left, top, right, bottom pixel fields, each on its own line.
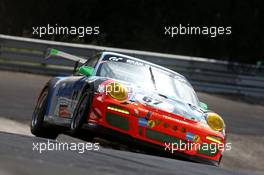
left=70, top=92, right=94, bottom=141
left=31, top=88, right=59, bottom=139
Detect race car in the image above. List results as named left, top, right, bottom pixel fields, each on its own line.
left=31, top=49, right=226, bottom=165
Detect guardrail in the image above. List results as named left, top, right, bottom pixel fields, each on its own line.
left=0, top=34, right=264, bottom=98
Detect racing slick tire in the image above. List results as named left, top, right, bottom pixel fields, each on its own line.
left=70, top=91, right=94, bottom=141
left=31, top=88, right=59, bottom=139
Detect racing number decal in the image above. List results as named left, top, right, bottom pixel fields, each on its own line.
left=142, top=96, right=162, bottom=105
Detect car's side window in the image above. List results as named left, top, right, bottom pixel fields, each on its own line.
left=85, top=54, right=100, bottom=68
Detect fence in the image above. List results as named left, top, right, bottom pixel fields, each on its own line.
left=0, top=34, right=264, bottom=98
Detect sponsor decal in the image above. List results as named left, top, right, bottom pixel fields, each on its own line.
left=147, top=120, right=155, bottom=128
left=162, top=115, right=189, bottom=125
left=145, top=111, right=152, bottom=120
left=55, top=97, right=76, bottom=118
left=186, top=132, right=195, bottom=141
left=59, top=104, right=71, bottom=118
left=103, top=55, right=145, bottom=66
left=109, top=56, right=123, bottom=62
left=193, top=135, right=200, bottom=142
left=138, top=118, right=148, bottom=126
left=126, top=59, right=144, bottom=66
left=186, top=132, right=200, bottom=142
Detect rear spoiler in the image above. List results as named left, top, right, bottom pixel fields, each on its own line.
left=45, top=48, right=87, bottom=64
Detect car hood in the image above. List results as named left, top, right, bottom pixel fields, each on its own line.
left=126, top=84, right=205, bottom=122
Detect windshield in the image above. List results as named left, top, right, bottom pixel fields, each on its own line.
left=97, top=56, right=199, bottom=106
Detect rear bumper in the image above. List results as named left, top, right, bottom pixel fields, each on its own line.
left=83, top=122, right=220, bottom=166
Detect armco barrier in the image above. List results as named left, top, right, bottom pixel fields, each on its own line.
left=0, top=34, right=264, bottom=98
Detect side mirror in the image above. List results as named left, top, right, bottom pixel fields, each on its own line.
left=78, top=66, right=94, bottom=76
left=199, top=102, right=208, bottom=111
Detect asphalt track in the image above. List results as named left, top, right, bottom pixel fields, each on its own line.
left=0, top=70, right=263, bottom=175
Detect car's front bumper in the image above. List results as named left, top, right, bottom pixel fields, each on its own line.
left=85, top=93, right=223, bottom=164
left=83, top=122, right=221, bottom=166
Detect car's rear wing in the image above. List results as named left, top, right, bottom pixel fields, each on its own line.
left=46, top=48, right=87, bottom=64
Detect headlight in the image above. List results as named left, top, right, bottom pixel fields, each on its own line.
left=106, top=82, right=128, bottom=101
left=207, top=113, right=224, bottom=131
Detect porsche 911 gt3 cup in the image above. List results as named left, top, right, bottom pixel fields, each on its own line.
left=31, top=49, right=226, bottom=166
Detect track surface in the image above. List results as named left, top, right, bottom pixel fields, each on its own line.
left=0, top=71, right=263, bottom=175
left=0, top=131, right=250, bottom=175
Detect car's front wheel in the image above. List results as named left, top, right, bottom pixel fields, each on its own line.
left=31, top=88, right=59, bottom=139
left=70, top=92, right=94, bottom=141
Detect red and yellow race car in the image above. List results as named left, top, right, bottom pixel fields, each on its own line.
left=31, top=49, right=226, bottom=165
